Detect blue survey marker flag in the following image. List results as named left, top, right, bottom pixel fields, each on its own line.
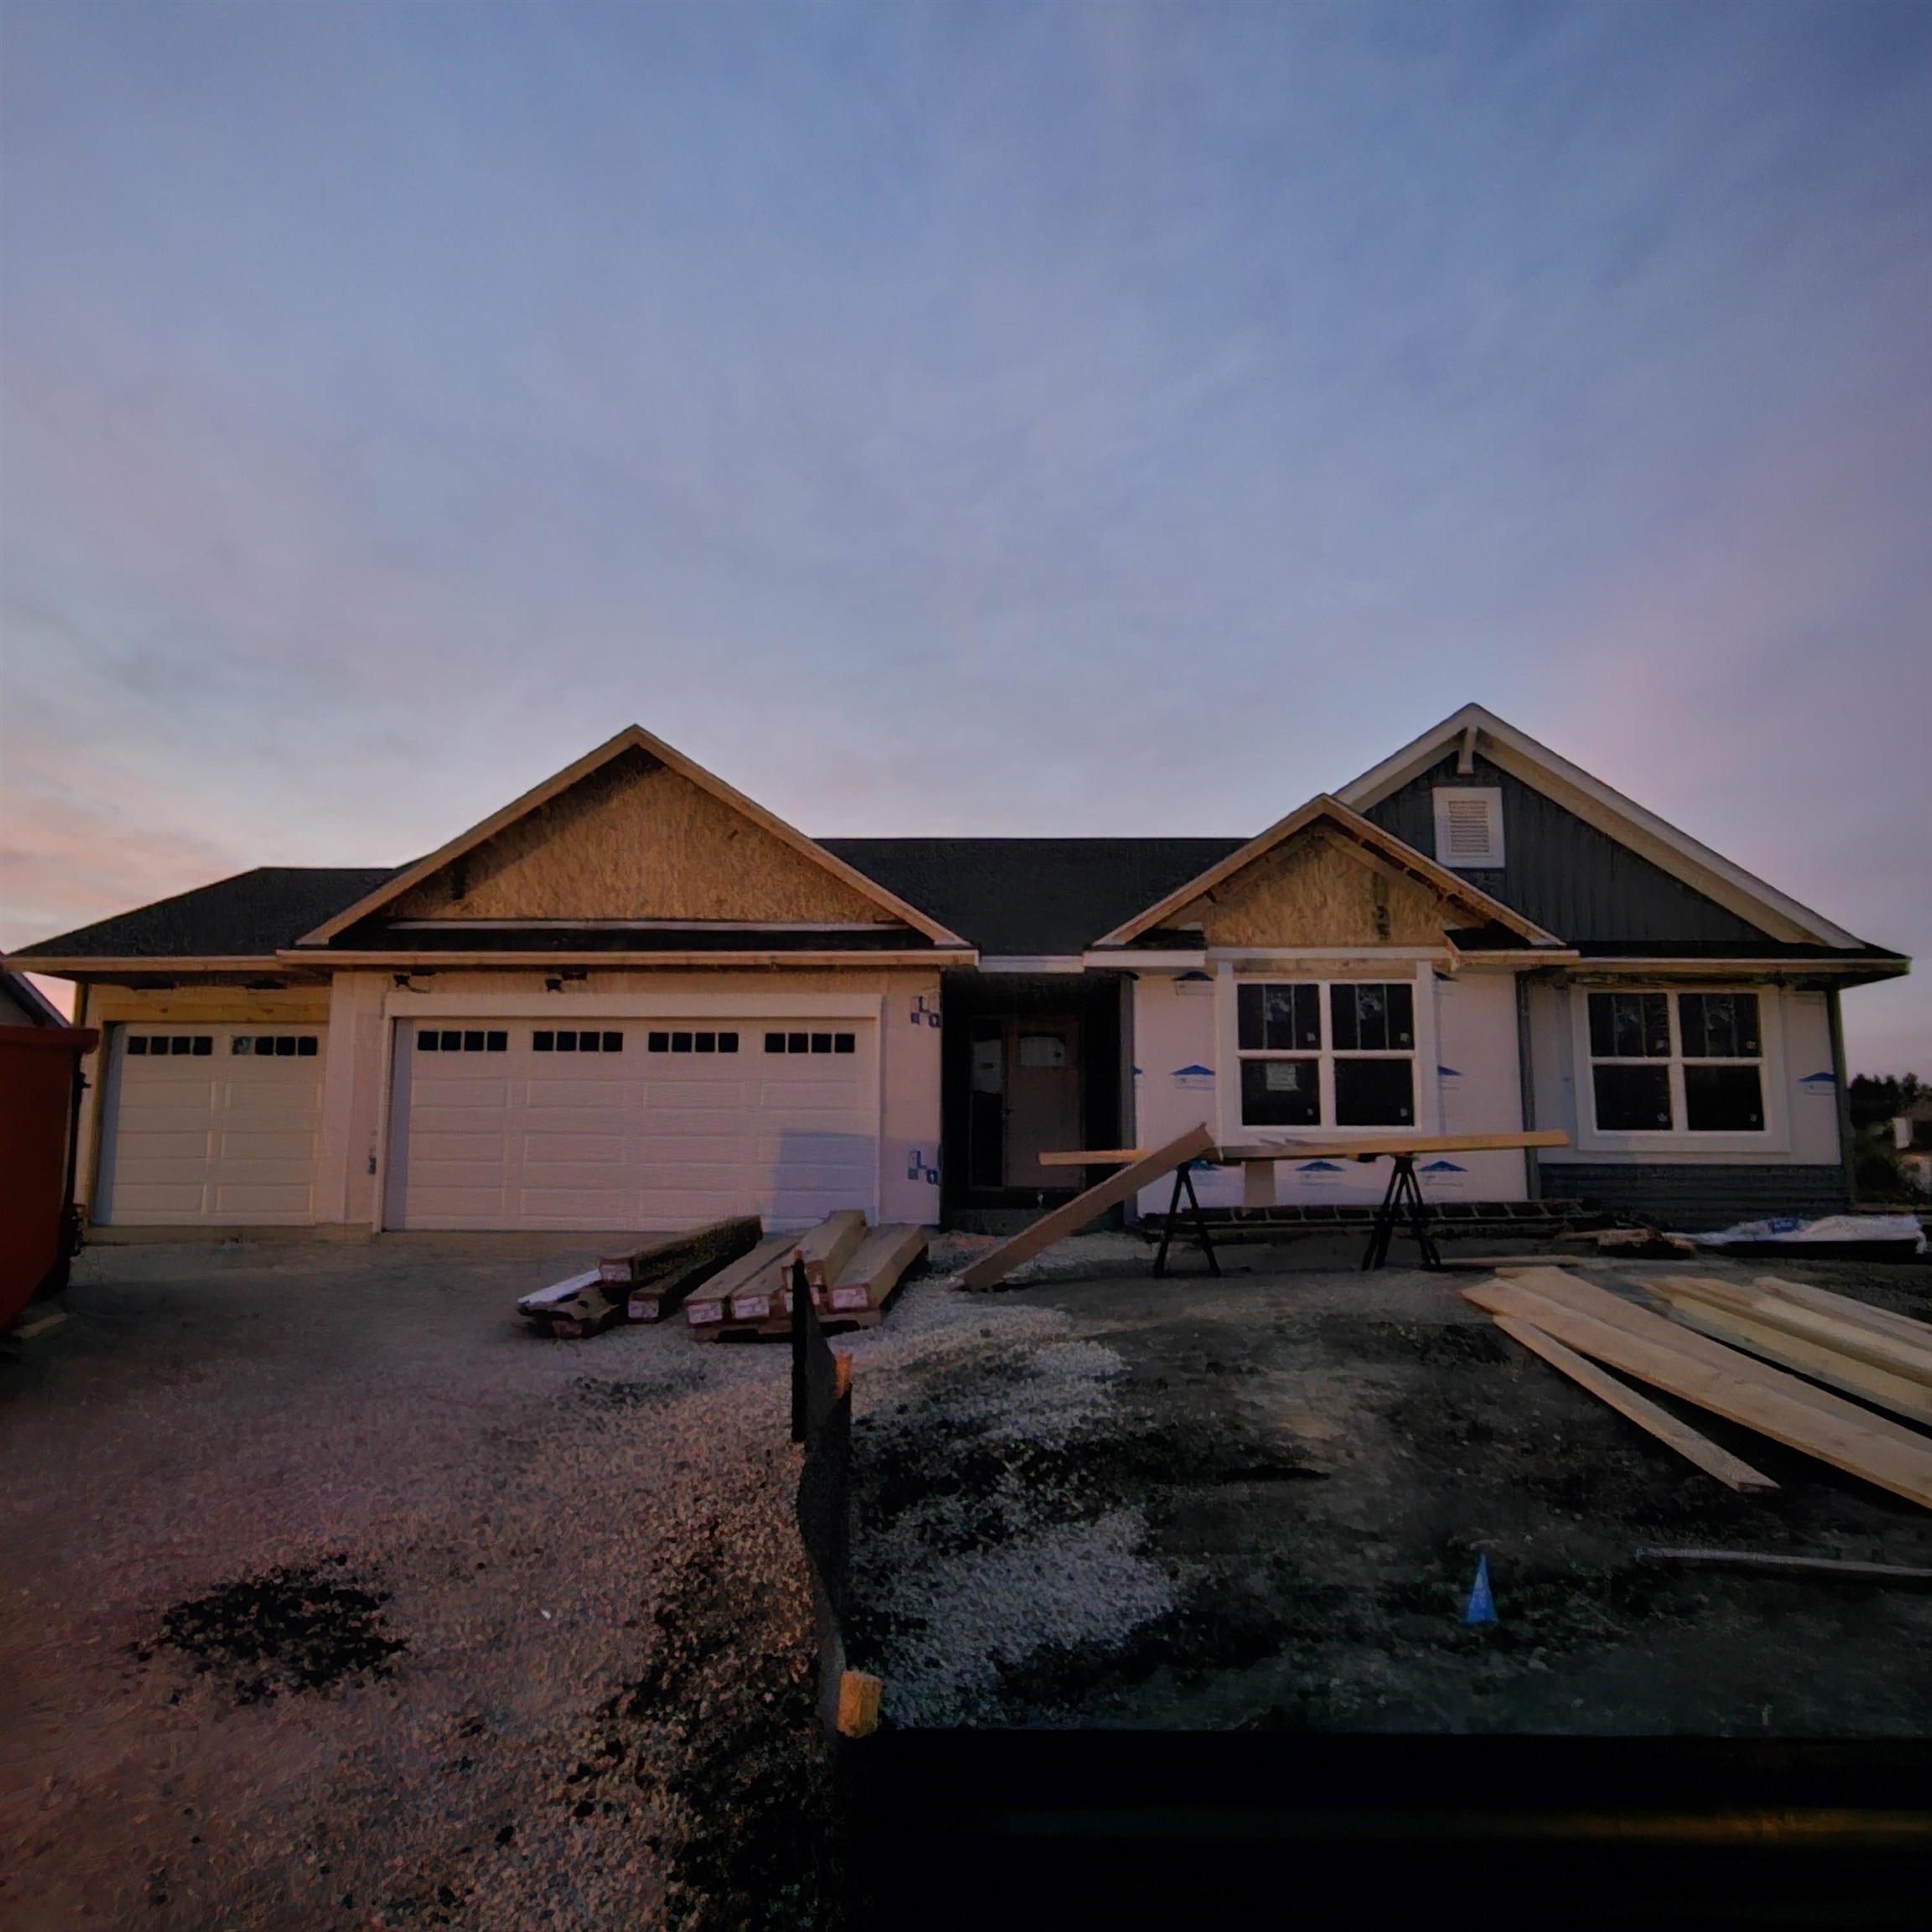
left=1464, top=1554, right=1497, bottom=1625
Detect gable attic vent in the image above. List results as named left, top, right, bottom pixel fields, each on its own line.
left=1431, top=787, right=1505, bottom=869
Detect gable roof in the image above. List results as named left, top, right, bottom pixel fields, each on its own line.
left=819, top=838, right=1247, bottom=958
left=296, top=724, right=969, bottom=951
left=1088, top=794, right=1565, bottom=950
left=10, top=868, right=400, bottom=969
left=0, top=969, right=75, bottom=1026
left=1337, top=704, right=1863, bottom=949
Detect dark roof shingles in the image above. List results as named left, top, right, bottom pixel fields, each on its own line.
left=13, top=868, right=399, bottom=960
left=818, top=838, right=1244, bottom=956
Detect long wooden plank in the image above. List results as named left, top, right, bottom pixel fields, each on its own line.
left=793, top=1208, right=870, bottom=1291
left=1036, top=1129, right=1569, bottom=1169
left=1490, top=1314, right=1779, bottom=1493
left=1649, top=1295, right=1932, bottom=1429
left=823, top=1224, right=927, bottom=1313
left=622, top=1222, right=767, bottom=1322
left=1462, top=1275, right=1932, bottom=1512
left=958, top=1124, right=1217, bottom=1291
left=1753, top=1275, right=1932, bottom=1350
left=1493, top=1268, right=1931, bottom=1435
left=684, top=1232, right=799, bottom=1334
left=1643, top=1274, right=1932, bottom=1391
left=1634, top=1548, right=1932, bottom=1584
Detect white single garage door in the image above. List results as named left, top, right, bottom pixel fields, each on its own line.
left=389, top=1018, right=880, bottom=1232
left=100, top=1025, right=327, bottom=1224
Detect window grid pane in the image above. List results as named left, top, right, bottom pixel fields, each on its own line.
left=1240, top=1058, right=1319, bottom=1126
left=1588, top=992, right=1671, bottom=1060
left=1593, top=1063, right=1673, bottom=1131
left=1680, top=992, right=1760, bottom=1061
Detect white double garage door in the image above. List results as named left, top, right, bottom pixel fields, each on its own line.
left=386, top=1015, right=880, bottom=1231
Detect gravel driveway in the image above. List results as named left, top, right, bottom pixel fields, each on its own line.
left=8, top=1231, right=1930, bottom=1929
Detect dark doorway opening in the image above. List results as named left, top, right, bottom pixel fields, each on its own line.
left=942, top=971, right=1126, bottom=1227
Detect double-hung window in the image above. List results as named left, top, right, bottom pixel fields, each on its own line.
left=1587, top=990, right=1764, bottom=1135
left=1236, top=979, right=1417, bottom=1129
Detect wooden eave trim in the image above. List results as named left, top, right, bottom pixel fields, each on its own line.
left=1554, top=955, right=1909, bottom=981
left=295, top=724, right=969, bottom=949
left=0, top=955, right=309, bottom=979
left=1089, top=794, right=1561, bottom=949
left=1081, top=950, right=1208, bottom=970
left=1336, top=704, right=1860, bottom=949
left=1440, top=949, right=1583, bottom=975
left=275, top=948, right=976, bottom=970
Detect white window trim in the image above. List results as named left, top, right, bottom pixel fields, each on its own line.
left=1216, top=962, right=1441, bottom=1143
left=1569, top=984, right=1789, bottom=1156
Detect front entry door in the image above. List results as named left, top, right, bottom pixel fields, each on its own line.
left=1004, top=1020, right=1081, bottom=1189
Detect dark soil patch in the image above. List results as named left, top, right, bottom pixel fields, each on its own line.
left=144, top=1553, right=405, bottom=1703
left=1322, top=1316, right=1514, bottom=1368
left=1380, top=1550, right=1693, bottom=1654
left=990, top=1567, right=1301, bottom=1711
left=570, top=1368, right=706, bottom=1408
left=856, top=1410, right=1324, bottom=1553
left=575, top=1513, right=844, bottom=1931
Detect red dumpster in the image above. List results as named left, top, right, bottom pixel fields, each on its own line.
left=1, top=1021, right=99, bottom=1328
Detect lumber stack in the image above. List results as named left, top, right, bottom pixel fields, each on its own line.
left=686, top=1213, right=927, bottom=1340
left=818, top=1223, right=929, bottom=1327
left=1643, top=1273, right=1932, bottom=1427
left=1464, top=1266, right=1932, bottom=1511
left=598, top=1216, right=764, bottom=1323
left=684, top=1233, right=802, bottom=1338
left=517, top=1217, right=764, bottom=1336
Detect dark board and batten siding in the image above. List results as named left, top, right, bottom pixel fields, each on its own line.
left=1550, top=1162, right=1849, bottom=1231
left=1363, top=754, right=1770, bottom=946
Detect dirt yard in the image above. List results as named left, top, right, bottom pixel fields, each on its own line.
left=847, top=1236, right=1932, bottom=1734
left=5, top=1229, right=1931, bottom=1929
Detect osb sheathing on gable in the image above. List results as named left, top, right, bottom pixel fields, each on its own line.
left=1177, top=832, right=1449, bottom=948
left=390, top=750, right=892, bottom=925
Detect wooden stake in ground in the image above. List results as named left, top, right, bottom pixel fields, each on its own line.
left=1462, top=1270, right=1932, bottom=1514
left=1490, top=1314, right=1779, bottom=1493
left=958, top=1124, right=1217, bottom=1292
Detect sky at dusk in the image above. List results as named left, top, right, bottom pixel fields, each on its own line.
left=2, top=3, right=1927, bottom=1067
